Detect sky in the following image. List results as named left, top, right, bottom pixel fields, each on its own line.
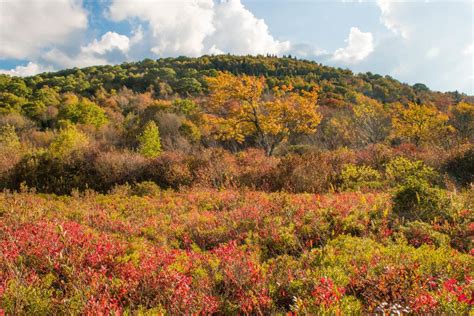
left=0, top=0, right=473, bottom=94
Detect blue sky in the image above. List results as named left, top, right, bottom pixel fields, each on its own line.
left=0, top=0, right=472, bottom=94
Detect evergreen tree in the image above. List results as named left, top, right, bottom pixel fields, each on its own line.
left=138, top=121, right=162, bottom=158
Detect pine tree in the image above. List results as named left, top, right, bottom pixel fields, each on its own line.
left=138, top=121, right=162, bottom=158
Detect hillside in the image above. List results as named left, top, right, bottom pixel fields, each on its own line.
left=0, top=55, right=473, bottom=314
left=4, top=55, right=473, bottom=107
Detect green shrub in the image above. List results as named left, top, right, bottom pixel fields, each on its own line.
left=385, top=156, right=438, bottom=186
left=392, top=178, right=452, bottom=223
left=337, top=164, right=382, bottom=191
left=49, top=125, right=89, bottom=159
left=132, top=181, right=161, bottom=196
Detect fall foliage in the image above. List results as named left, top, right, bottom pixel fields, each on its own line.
left=0, top=55, right=472, bottom=315
left=204, top=72, right=321, bottom=155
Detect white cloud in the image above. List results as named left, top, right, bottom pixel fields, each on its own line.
left=209, top=0, right=290, bottom=55
left=0, top=62, right=53, bottom=77
left=0, top=0, right=87, bottom=59
left=81, top=31, right=130, bottom=55
left=109, top=0, right=215, bottom=56
left=42, top=31, right=132, bottom=69
left=426, top=47, right=440, bottom=59
left=369, top=1, right=473, bottom=93
left=376, top=0, right=409, bottom=38
left=108, top=0, right=289, bottom=57
left=463, top=43, right=474, bottom=56
left=332, top=27, right=374, bottom=63
left=43, top=48, right=108, bottom=68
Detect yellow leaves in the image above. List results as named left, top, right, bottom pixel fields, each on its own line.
left=391, top=102, right=453, bottom=146
left=203, top=72, right=322, bottom=154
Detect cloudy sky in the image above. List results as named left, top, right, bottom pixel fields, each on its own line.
left=0, top=0, right=472, bottom=94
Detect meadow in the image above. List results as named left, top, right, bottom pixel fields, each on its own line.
left=1, top=186, right=472, bottom=314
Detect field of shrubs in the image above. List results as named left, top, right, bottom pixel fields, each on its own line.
left=1, top=177, right=473, bottom=314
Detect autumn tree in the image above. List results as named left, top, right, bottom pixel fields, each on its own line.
left=351, top=94, right=391, bottom=145
left=204, top=72, right=321, bottom=155
left=450, top=101, right=474, bottom=143
left=391, top=103, right=453, bottom=146
left=138, top=121, right=162, bottom=158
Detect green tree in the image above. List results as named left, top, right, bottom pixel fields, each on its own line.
left=49, top=124, right=89, bottom=158
left=58, top=94, right=108, bottom=128
left=138, top=121, right=162, bottom=158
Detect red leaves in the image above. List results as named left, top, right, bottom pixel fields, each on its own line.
left=0, top=190, right=472, bottom=314
left=311, top=277, right=344, bottom=307
left=213, top=241, right=272, bottom=314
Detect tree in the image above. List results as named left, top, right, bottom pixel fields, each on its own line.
left=391, top=103, right=453, bottom=146
left=49, top=124, right=89, bottom=159
left=58, top=94, right=108, bottom=128
left=450, top=102, right=474, bottom=142
left=138, top=121, right=162, bottom=158
left=204, top=72, right=321, bottom=155
left=351, top=94, right=391, bottom=145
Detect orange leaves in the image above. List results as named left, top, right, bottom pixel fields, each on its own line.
left=204, top=72, right=321, bottom=155
left=391, top=102, right=453, bottom=146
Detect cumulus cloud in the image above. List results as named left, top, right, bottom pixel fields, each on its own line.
left=81, top=31, right=130, bottom=55
left=43, top=48, right=108, bottom=69
left=0, top=62, right=53, bottom=77
left=369, top=1, right=473, bottom=93
left=0, top=0, right=87, bottom=59
left=43, top=31, right=131, bottom=69
left=208, top=0, right=290, bottom=55
left=108, top=0, right=215, bottom=56
left=376, top=0, right=409, bottom=39
left=332, top=27, right=374, bottom=63
left=108, top=0, right=289, bottom=57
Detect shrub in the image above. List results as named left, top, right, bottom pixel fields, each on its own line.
left=191, top=148, right=238, bottom=188
left=271, top=153, right=335, bottom=193
left=93, top=150, right=148, bottom=190
left=337, top=164, right=382, bottom=191
left=399, top=221, right=450, bottom=248
left=444, top=148, right=474, bottom=186
left=0, top=125, right=24, bottom=186
left=235, top=148, right=278, bottom=190
left=392, top=178, right=453, bottom=223
left=385, top=156, right=439, bottom=186
left=9, top=151, right=95, bottom=194
left=146, top=151, right=193, bottom=189
left=131, top=181, right=161, bottom=196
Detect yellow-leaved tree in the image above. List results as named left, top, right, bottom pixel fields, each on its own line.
left=391, top=102, right=453, bottom=146
left=204, top=72, right=321, bottom=155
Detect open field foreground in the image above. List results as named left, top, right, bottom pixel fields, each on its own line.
left=0, top=189, right=472, bottom=314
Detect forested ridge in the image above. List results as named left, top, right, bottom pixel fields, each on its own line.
left=5, top=55, right=473, bottom=105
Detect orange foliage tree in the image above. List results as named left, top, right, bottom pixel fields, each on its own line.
left=203, top=72, right=321, bottom=155
left=391, top=103, right=453, bottom=146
